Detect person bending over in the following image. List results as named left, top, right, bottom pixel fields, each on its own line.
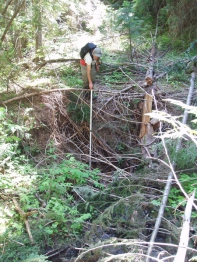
left=80, top=47, right=102, bottom=99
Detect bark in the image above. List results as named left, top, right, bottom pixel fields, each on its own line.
left=155, top=71, right=167, bottom=80
left=174, top=190, right=195, bottom=262
left=1, top=87, right=83, bottom=104
left=1, top=86, right=141, bottom=105
left=13, top=0, right=27, bottom=60
left=35, top=9, right=42, bottom=53
left=1, top=0, right=25, bottom=42
left=145, top=71, right=196, bottom=262
left=34, top=0, right=43, bottom=60
left=42, top=58, right=79, bottom=64
left=14, top=31, right=23, bottom=60
left=145, top=43, right=157, bottom=86
left=139, top=93, right=153, bottom=139
left=1, top=0, right=14, bottom=16
left=36, top=58, right=80, bottom=69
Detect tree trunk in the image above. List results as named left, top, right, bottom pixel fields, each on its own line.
left=14, top=32, right=23, bottom=60
left=145, top=43, right=157, bottom=86
left=1, top=0, right=25, bottom=42
left=34, top=0, right=43, bottom=61
left=139, top=93, right=153, bottom=139
left=1, top=0, right=14, bottom=16
left=13, top=0, right=27, bottom=60
left=35, top=11, right=42, bottom=53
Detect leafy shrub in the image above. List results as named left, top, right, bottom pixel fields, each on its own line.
left=0, top=112, right=101, bottom=261
left=18, top=155, right=101, bottom=240
left=0, top=234, right=42, bottom=262
left=0, top=107, right=20, bottom=161
left=60, top=65, right=82, bottom=87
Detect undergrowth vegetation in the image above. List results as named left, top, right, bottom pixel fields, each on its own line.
left=168, top=173, right=197, bottom=218
left=60, top=65, right=82, bottom=87
left=0, top=0, right=197, bottom=261
left=1, top=49, right=197, bottom=260
left=0, top=107, right=102, bottom=261
left=1, top=42, right=197, bottom=261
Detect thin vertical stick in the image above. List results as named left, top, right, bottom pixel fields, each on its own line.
left=89, top=89, right=93, bottom=168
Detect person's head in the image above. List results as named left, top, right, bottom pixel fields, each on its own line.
left=92, top=47, right=102, bottom=60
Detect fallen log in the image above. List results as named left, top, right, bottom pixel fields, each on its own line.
left=36, top=58, right=79, bottom=68
left=1, top=87, right=83, bottom=104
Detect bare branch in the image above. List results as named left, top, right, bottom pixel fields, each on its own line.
left=174, top=190, right=195, bottom=262
left=13, top=197, right=35, bottom=243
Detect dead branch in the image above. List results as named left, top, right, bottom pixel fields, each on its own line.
left=0, top=192, right=19, bottom=200
left=91, top=128, right=117, bottom=156
left=103, top=61, right=148, bottom=70
left=41, top=89, right=140, bottom=167
left=42, top=92, right=90, bottom=155
left=1, top=87, right=84, bottom=104
left=155, top=71, right=167, bottom=80
left=44, top=247, right=68, bottom=259
left=13, top=197, right=37, bottom=243
left=174, top=190, right=195, bottom=262
left=36, top=58, right=80, bottom=69
left=157, top=45, right=171, bottom=60
left=94, top=84, right=138, bottom=118
left=65, top=114, right=89, bottom=145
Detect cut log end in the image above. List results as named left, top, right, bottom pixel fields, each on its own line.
left=145, top=77, right=154, bottom=86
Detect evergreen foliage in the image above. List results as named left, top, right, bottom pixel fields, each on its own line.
left=168, top=173, right=197, bottom=216
left=154, top=139, right=197, bottom=170
left=133, top=0, right=197, bottom=46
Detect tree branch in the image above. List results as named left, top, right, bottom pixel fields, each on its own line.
left=35, top=58, right=80, bottom=69
left=174, top=190, right=195, bottom=262
left=1, top=87, right=83, bottom=104
left=13, top=197, right=36, bottom=244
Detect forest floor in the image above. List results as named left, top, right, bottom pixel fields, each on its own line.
left=1, top=32, right=197, bottom=262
